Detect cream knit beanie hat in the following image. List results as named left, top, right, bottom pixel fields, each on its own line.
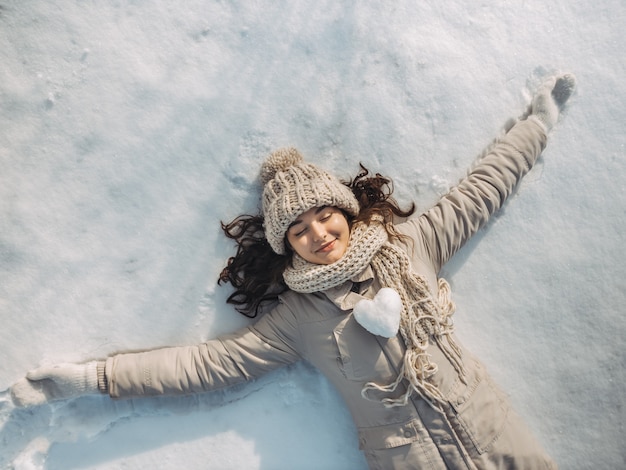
left=261, top=148, right=360, bottom=255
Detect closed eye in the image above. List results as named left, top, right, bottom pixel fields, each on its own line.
left=288, top=206, right=333, bottom=238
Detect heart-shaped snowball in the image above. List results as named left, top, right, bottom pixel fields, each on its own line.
left=353, top=288, right=402, bottom=338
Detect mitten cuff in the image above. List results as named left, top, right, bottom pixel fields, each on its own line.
left=96, top=361, right=109, bottom=394
left=84, top=361, right=100, bottom=394
left=527, top=115, right=549, bottom=134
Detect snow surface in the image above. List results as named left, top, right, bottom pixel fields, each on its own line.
left=1, top=0, right=624, bottom=469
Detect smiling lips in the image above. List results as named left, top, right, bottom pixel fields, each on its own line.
left=316, top=239, right=336, bottom=253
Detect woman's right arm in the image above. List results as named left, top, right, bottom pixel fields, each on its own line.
left=105, top=305, right=302, bottom=398
left=11, top=301, right=302, bottom=406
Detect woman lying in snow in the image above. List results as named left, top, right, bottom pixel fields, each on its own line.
left=11, top=73, right=576, bottom=470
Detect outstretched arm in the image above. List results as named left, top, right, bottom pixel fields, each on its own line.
left=104, top=315, right=301, bottom=399
left=409, top=74, right=576, bottom=272
left=11, top=301, right=302, bottom=406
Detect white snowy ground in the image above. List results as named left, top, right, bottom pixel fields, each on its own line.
left=1, top=1, right=624, bottom=469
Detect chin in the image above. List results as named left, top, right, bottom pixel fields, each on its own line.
left=326, top=245, right=347, bottom=264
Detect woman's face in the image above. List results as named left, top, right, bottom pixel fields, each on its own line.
left=286, top=206, right=350, bottom=265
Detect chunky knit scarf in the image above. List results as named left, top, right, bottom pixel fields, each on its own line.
left=284, top=217, right=467, bottom=408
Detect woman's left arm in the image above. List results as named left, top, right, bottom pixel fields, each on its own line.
left=406, top=74, right=576, bottom=272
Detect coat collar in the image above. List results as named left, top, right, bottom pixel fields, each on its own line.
left=322, top=265, right=377, bottom=311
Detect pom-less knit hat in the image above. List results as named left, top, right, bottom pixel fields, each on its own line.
left=261, top=148, right=360, bottom=255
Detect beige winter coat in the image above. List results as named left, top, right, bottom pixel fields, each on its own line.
left=103, top=118, right=556, bottom=469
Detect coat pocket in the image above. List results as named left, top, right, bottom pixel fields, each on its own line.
left=448, top=360, right=510, bottom=454
left=333, top=314, right=396, bottom=382
left=357, top=418, right=424, bottom=450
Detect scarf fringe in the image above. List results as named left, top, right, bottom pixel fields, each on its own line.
left=369, top=245, right=467, bottom=408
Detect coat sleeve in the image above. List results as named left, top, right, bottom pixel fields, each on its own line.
left=400, top=118, right=547, bottom=273
left=104, top=302, right=302, bottom=398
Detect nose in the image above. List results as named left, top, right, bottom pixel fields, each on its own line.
left=310, top=221, right=327, bottom=241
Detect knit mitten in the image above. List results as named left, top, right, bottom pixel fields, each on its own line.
left=10, top=362, right=100, bottom=407
left=530, top=73, right=576, bottom=132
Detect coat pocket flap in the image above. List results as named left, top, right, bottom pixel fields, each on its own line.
left=357, top=419, right=423, bottom=450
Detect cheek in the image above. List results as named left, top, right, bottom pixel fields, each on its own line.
left=286, top=235, right=308, bottom=256
left=335, top=218, right=350, bottom=240
left=329, top=213, right=348, bottom=231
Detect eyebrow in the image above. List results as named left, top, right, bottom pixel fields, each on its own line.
left=288, top=206, right=328, bottom=229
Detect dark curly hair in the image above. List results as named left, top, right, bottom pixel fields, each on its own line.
left=218, top=164, right=415, bottom=317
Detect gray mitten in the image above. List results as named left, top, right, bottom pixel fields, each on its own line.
left=530, top=73, right=576, bottom=132
left=10, top=362, right=100, bottom=407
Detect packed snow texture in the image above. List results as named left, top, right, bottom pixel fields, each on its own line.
left=1, top=1, right=624, bottom=469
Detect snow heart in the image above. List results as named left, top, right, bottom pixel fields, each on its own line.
left=353, top=288, right=402, bottom=338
